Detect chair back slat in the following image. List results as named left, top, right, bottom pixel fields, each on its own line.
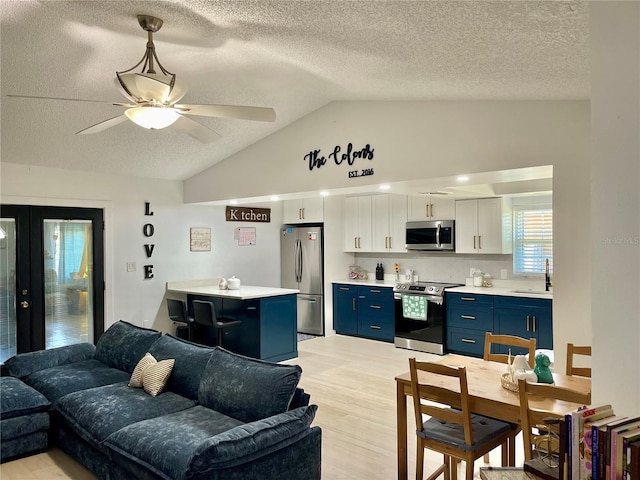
left=566, top=343, right=592, bottom=377
left=484, top=332, right=536, bottom=368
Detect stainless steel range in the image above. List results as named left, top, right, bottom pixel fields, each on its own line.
left=393, top=281, right=462, bottom=355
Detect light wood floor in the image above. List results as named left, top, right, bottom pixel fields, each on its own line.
left=0, top=335, right=525, bottom=479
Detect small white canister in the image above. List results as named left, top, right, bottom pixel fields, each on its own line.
left=473, top=271, right=484, bottom=287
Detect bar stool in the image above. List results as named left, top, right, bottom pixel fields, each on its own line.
left=166, top=298, right=194, bottom=341
left=191, top=300, right=241, bottom=348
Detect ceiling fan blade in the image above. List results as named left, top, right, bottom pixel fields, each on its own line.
left=76, top=115, right=129, bottom=135
left=174, top=104, right=276, bottom=122
left=7, top=94, right=125, bottom=106
left=172, top=115, right=222, bottom=144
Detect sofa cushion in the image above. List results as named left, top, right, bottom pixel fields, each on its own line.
left=1, top=412, right=50, bottom=441
left=4, top=343, right=96, bottom=378
left=198, top=348, right=302, bottom=423
left=129, top=352, right=157, bottom=388
left=147, top=334, right=215, bottom=400
left=55, top=382, right=196, bottom=448
left=24, top=359, right=130, bottom=402
left=104, top=405, right=317, bottom=480
left=0, top=377, right=50, bottom=420
left=94, top=320, right=162, bottom=374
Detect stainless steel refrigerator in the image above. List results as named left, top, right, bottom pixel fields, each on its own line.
left=280, top=225, right=324, bottom=335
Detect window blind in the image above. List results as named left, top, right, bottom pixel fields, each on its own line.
left=513, top=206, right=553, bottom=275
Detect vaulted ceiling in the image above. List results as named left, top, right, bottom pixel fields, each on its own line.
left=1, top=1, right=589, bottom=181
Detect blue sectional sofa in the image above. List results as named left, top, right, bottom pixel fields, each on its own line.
left=4, top=320, right=321, bottom=480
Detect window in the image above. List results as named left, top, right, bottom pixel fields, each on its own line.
left=513, top=205, right=553, bottom=275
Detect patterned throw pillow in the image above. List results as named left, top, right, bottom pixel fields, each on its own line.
left=129, top=352, right=175, bottom=397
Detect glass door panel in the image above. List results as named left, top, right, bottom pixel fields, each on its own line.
left=43, top=220, right=94, bottom=348
left=0, top=219, right=17, bottom=362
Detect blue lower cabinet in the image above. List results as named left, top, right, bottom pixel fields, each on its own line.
left=493, top=296, right=553, bottom=352
left=333, top=284, right=394, bottom=342
left=447, top=328, right=486, bottom=356
left=188, top=294, right=297, bottom=362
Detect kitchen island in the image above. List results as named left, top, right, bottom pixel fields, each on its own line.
left=167, top=279, right=299, bottom=362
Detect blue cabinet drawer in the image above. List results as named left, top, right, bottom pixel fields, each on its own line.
left=447, top=305, right=493, bottom=330
left=447, top=328, right=485, bottom=356
left=357, top=315, right=394, bottom=342
left=446, top=292, right=494, bottom=307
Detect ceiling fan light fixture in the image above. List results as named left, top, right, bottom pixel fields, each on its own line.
left=125, top=107, right=180, bottom=130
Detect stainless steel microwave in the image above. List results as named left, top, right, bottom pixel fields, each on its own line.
left=405, top=220, right=455, bottom=251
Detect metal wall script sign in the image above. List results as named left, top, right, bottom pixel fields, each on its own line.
left=226, top=206, right=271, bottom=223
left=303, top=143, right=375, bottom=179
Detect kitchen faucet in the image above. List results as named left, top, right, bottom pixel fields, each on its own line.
left=545, top=259, right=552, bottom=292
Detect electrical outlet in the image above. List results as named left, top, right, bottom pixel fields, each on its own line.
left=469, top=268, right=476, bottom=276
left=126, top=262, right=136, bottom=272
left=500, top=269, right=508, bottom=279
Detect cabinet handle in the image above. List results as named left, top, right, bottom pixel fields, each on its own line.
left=302, top=207, right=305, bottom=219
left=370, top=305, right=381, bottom=309
left=526, top=315, right=530, bottom=332
left=473, top=235, right=477, bottom=249
left=461, top=338, right=476, bottom=344
left=247, top=306, right=257, bottom=311
left=354, top=237, right=358, bottom=249
left=430, top=204, right=434, bottom=218
left=532, top=316, right=537, bottom=333
left=388, top=236, right=392, bottom=249
left=370, top=325, right=382, bottom=330
left=352, top=298, right=356, bottom=310
left=370, top=289, right=381, bottom=293
left=340, top=287, right=350, bottom=291
left=461, top=315, right=476, bottom=320
left=478, top=235, right=482, bottom=250
left=461, top=297, right=476, bottom=301
left=357, top=237, right=361, bottom=249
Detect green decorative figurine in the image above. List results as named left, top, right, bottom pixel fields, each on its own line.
left=533, top=352, right=554, bottom=384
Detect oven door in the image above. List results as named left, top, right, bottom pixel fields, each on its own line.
left=394, top=292, right=446, bottom=355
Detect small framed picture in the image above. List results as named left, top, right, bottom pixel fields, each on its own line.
left=190, top=227, right=211, bottom=252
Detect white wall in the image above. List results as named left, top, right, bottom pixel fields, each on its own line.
left=0, top=163, right=283, bottom=334
left=589, top=2, right=640, bottom=415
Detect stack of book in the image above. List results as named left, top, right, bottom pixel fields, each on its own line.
left=524, top=404, right=640, bottom=480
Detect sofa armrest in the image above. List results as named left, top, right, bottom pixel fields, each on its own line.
left=186, top=405, right=318, bottom=476
left=289, top=387, right=311, bottom=410
left=4, top=343, right=96, bottom=378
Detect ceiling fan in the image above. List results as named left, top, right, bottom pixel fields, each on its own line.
left=8, top=15, right=276, bottom=144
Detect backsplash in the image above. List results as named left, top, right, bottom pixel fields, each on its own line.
left=354, top=252, right=530, bottom=286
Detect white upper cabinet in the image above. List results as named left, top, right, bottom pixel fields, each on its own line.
left=371, top=194, right=408, bottom=252
left=283, top=197, right=324, bottom=223
left=344, top=196, right=372, bottom=252
left=407, top=195, right=455, bottom=221
left=455, top=197, right=512, bottom=254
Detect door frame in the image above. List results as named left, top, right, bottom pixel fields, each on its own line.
left=1, top=204, right=105, bottom=353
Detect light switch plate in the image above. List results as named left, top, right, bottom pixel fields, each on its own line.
left=126, top=262, right=136, bottom=272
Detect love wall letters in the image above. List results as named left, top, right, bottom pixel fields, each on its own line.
left=143, top=202, right=155, bottom=279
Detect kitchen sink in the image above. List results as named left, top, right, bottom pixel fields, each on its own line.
left=511, top=289, right=550, bottom=295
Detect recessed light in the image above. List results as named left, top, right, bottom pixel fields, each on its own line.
left=320, top=191, right=329, bottom=197
left=270, top=196, right=279, bottom=201
left=379, top=184, right=391, bottom=190
left=229, top=200, right=238, bottom=205
left=457, top=176, right=469, bottom=183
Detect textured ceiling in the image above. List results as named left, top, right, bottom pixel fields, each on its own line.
left=1, top=0, right=589, bottom=181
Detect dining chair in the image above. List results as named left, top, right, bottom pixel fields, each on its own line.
left=408, top=357, right=511, bottom=480
left=166, top=298, right=193, bottom=341
left=482, top=332, right=537, bottom=464
left=565, top=343, right=592, bottom=377
left=518, top=378, right=591, bottom=461
left=483, top=332, right=536, bottom=368
left=191, top=300, right=241, bottom=347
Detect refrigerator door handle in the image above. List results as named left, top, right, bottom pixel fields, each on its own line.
left=295, top=239, right=303, bottom=283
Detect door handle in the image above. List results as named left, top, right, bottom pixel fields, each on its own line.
left=532, top=316, right=536, bottom=333
left=526, top=315, right=530, bottom=332
left=473, top=235, right=477, bottom=249
left=21, top=300, right=30, bottom=309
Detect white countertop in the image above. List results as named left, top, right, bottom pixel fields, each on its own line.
left=167, top=279, right=299, bottom=300
left=447, top=285, right=553, bottom=300
left=331, top=279, right=396, bottom=288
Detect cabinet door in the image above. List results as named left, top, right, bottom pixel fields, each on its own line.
left=431, top=196, right=455, bottom=220
left=283, top=200, right=303, bottom=224
left=356, top=286, right=394, bottom=342
left=408, top=195, right=432, bottom=221
left=301, top=197, right=324, bottom=223
left=344, top=196, right=372, bottom=251
left=408, top=195, right=455, bottom=221
left=371, top=195, right=390, bottom=252
left=389, top=194, right=407, bottom=252
left=333, top=284, right=358, bottom=335
left=455, top=199, right=478, bottom=253
left=477, top=198, right=505, bottom=254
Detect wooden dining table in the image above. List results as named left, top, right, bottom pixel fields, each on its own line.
left=395, top=354, right=592, bottom=480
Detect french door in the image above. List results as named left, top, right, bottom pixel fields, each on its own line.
left=0, top=205, right=104, bottom=363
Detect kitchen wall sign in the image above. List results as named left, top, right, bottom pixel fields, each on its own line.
left=190, top=227, right=211, bottom=251
left=143, top=202, right=155, bottom=279
left=225, top=206, right=271, bottom=223
left=303, top=142, right=375, bottom=179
